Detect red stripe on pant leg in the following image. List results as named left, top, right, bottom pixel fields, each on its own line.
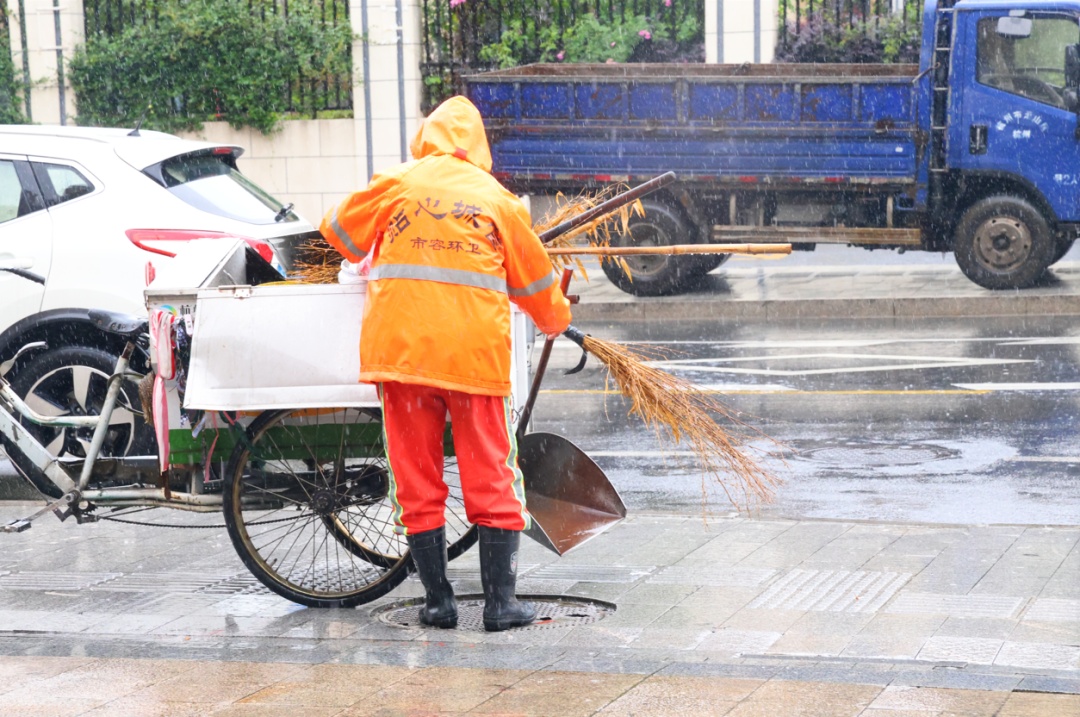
left=380, top=381, right=451, bottom=534
left=447, top=390, right=528, bottom=531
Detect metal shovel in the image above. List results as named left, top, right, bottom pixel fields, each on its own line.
left=515, top=271, right=626, bottom=556
left=518, top=430, right=626, bottom=555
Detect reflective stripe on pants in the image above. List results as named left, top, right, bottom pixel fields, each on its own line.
left=379, top=381, right=529, bottom=535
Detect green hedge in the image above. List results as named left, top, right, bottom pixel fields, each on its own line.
left=69, top=0, right=353, bottom=134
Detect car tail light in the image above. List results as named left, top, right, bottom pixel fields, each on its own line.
left=127, top=229, right=233, bottom=258
left=126, top=229, right=275, bottom=264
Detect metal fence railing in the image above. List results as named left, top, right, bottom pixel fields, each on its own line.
left=82, top=0, right=353, bottom=114
left=776, top=0, right=924, bottom=63
left=420, top=0, right=705, bottom=111
left=779, top=0, right=924, bottom=34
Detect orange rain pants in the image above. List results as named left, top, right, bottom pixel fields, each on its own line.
left=379, top=381, right=529, bottom=535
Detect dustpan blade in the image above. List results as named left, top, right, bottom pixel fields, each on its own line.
left=518, top=432, right=626, bottom=556
left=522, top=520, right=559, bottom=555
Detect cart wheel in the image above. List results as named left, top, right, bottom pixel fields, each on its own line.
left=223, top=407, right=475, bottom=608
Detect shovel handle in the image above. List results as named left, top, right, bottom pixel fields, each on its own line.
left=516, top=268, right=573, bottom=442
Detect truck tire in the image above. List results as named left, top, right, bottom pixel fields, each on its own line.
left=1052, top=237, right=1075, bottom=264
left=953, top=196, right=1055, bottom=290
left=600, top=201, right=701, bottom=296
left=694, top=252, right=731, bottom=274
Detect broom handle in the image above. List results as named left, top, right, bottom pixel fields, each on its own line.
left=516, top=268, right=574, bottom=442
left=538, top=172, right=677, bottom=243
left=547, top=243, right=791, bottom=256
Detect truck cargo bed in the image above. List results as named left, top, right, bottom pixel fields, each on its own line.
left=466, top=63, right=921, bottom=189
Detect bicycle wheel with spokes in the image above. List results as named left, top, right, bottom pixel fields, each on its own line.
left=223, top=407, right=475, bottom=608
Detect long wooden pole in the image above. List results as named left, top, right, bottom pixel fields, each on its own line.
left=546, top=243, right=792, bottom=256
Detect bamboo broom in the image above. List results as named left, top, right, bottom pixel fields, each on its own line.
left=560, top=324, right=780, bottom=508
left=518, top=265, right=780, bottom=509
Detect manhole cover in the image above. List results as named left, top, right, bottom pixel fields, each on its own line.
left=800, top=443, right=957, bottom=468
left=374, top=595, right=615, bottom=632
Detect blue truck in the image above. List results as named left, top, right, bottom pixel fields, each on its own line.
left=465, top=0, right=1080, bottom=295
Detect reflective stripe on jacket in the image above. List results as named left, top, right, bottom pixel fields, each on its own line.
left=319, top=96, right=572, bottom=396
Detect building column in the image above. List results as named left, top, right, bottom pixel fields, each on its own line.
left=351, top=0, right=424, bottom=181
left=6, top=0, right=82, bottom=124
left=705, top=0, right=779, bottom=64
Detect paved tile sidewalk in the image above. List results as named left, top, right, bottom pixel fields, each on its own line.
left=0, top=656, right=1077, bottom=716
left=0, top=504, right=1075, bottom=714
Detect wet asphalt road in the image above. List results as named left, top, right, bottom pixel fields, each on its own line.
left=1, top=313, right=1078, bottom=526
left=530, top=314, right=1080, bottom=526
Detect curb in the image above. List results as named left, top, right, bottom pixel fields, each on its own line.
left=567, top=261, right=1080, bottom=321
left=571, top=293, right=1080, bottom=322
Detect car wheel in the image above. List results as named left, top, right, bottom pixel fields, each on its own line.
left=600, top=200, right=702, bottom=296
left=953, top=196, right=1055, bottom=290
left=7, top=345, right=154, bottom=497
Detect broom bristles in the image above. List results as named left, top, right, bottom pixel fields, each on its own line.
left=581, top=335, right=780, bottom=509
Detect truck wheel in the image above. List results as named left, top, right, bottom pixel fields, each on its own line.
left=954, top=196, right=1055, bottom=290
left=600, top=201, right=700, bottom=296
left=1052, top=237, right=1075, bottom=264
left=695, top=252, right=730, bottom=274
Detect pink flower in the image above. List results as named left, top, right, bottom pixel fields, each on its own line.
left=664, top=0, right=671, bottom=6
left=556, top=51, right=565, bottom=60
left=449, top=0, right=466, bottom=7
left=610, top=41, right=616, bottom=47
left=638, top=30, right=651, bottom=40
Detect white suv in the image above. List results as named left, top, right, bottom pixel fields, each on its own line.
left=0, top=125, right=318, bottom=463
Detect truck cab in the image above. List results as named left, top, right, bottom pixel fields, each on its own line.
left=937, top=0, right=1080, bottom=288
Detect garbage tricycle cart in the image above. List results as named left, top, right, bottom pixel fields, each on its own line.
left=0, top=239, right=626, bottom=608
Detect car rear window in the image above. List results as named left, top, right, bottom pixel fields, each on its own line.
left=152, top=153, right=297, bottom=226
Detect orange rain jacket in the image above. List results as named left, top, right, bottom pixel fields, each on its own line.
left=319, top=96, right=572, bottom=396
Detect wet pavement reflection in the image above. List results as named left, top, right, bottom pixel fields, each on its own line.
left=534, top=315, right=1080, bottom=525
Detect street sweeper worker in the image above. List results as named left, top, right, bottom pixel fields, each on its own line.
left=319, top=95, right=572, bottom=632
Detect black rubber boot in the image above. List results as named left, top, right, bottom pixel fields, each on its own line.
left=407, top=526, right=457, bottom=629
left=479, top=526, right=537, bottom=632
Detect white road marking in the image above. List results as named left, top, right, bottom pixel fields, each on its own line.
left=691, top=383, right=796, bottom=393
left=997, top=338, right=1080, bottom=346
left=952, top=382, right=1080, bottom=391
left=648, top=353, right=1031, bottom=377
left=1002, top=456, right=1080, bottom=463
left=616, top=337, right=1058, bottom=348
left=584, top=450, right=696, bottom=458
left=581, top=450, right=1068, bottom=461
